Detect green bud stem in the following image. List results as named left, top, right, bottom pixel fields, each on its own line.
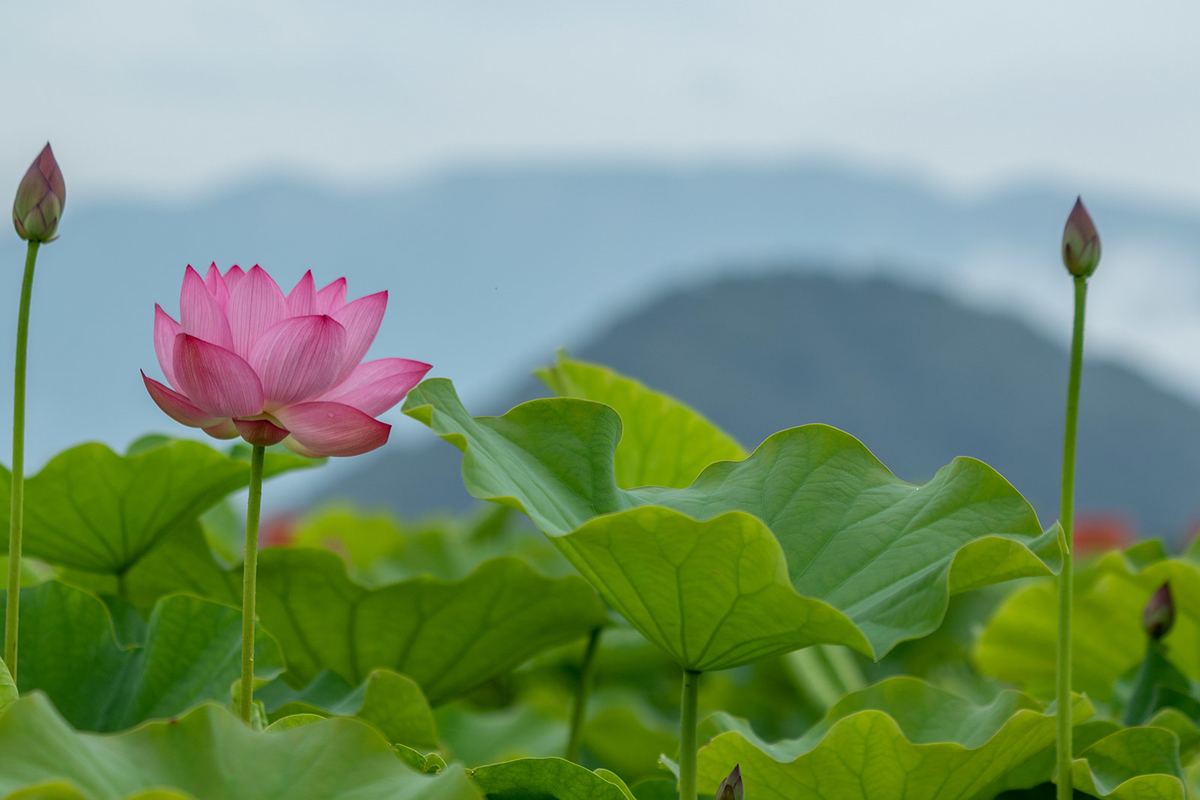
left=680, top=669, right=701, bottom=800
left=566, top=626, right=603, bottom=763
left=239, top=444, right=266, bottom=723
left=1122, top=643, right=1172, bottom=727
left=1056, top=275, right=1087, bottom=800
left=4, top=241, right=40, bottom=678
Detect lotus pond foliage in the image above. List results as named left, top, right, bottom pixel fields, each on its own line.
left=0, top=144, right=1192, bottom=800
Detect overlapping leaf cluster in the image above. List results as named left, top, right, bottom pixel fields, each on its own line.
left=0, top=435, right=604, bottom=798
left=404, top=357, right=1062, bottom=670
left=0, top=357, right=1193, bottom=800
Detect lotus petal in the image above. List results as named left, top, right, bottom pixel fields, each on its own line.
left=223, top=265, right=245, bottom=296
left=250, top=315, right=347, bottom=407
left=203, top=262, right=231, bottom=310
left=316, top=277, right=347, bottom=315
left=227, top=265, right=288, bottom=359
left=180, top=266, right=234, bottom=350
left=142, top=373, right=223, bottom=428
left=331, top=291, right=386, bottom=383
left=153, top=305, right=183, bottom=391
left=173, top=334, right=264, bottom=419
left=234, top=418, right=290, bottom=447
left=287, top=271, right=317, bottom=317
left=203, top=419, right=239, bottom=439
left=320, top=358, right=430, bottom=416
left=273, top=401, right=390, bottom=457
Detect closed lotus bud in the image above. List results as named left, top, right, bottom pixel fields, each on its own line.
left=715, top=765, right=743, bottom=800
left=1061, top=197, right=1100, bottom=277
left=1143, top=583, right=1174, bottom=641
left=12, top=143, right=66, bottom=243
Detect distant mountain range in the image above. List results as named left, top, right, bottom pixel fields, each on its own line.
left=2, top=160, right=1199, bottom=483
left=320, top=272, right=1200, bottom=542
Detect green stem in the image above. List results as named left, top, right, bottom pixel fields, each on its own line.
left=679, top=669, right=700, bottom=800
left=239, top=444, right=266, bottom=723
left=566, top=626, right=603, bottom=763
left=1056, top=275, right=1087, bottom=800
left=1121, top=642, right=1166, bottom=728
left=4, top=241, right=40, bottom=679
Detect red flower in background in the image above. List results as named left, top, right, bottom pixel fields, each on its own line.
left=1072, top=513, right=1135, bottom=556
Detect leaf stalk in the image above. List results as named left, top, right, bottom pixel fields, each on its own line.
left=1056, top=275, right=1088, bottom=800
left=4, top=240, right=40, bottom=678
left=680, top=668, right=701, bottom=800
left=566, top=626, right=603, bottom=763
left=239, top=444, right=266, bottom=722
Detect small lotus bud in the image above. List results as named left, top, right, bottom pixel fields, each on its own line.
left=1061, top=197, right=1100, bottom=277
left=715, top=765, right=743, bottom=800
left=1143, top=583, right=1174, bottom=641
left=12, top=143, right=66, bottom=243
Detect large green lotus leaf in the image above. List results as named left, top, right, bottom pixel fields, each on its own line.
left=628, top=781, right=675, bottom=800
left=122, top=507, right=569, bottom=614
left=253, top=548, right=608, bottom=704
left=4, top=787, right=193, bottom=800
left=118, top=534, right=603, bottom=706
left=786, top=643, right=867, bottom=713
left=402, top=378, right=1059, bottom=664
left=1186, top=762, right=1200, bottom=799
left=559, top=507, right=869, bottom=668
left=535, top=355, right=747, bottom=489
left=119, top=519, right=241, bottom=612
left=0, top=658, right=15, bottom=715
left=0, top=581, right=282, bottom=731
left=258, top=668, right=439, bottom=749
left=469, top=758, right=633, bottom=800
left=975, top=553, right=1200, bottom=701
left=1146, top=708, right=1200, bottom=762
left=0, top=438, right=318, bottom=573
left=0, top=693, right=481, bottom=799
left=288, top=504, right=569, bottom=585
left=695, top=677, right=1093, bottom=800
left=1071, top=726, right=1185, bottom=800
left=435, top=703, right=568, bottom=767
left=582, top=705, right=678, bottom=784
left=0, top=556, right=57, bottom=588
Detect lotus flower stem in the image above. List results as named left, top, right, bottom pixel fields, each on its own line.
left=4, top=241, right=40, bottom=678
left=239, top=443, right=266, bottom=723
left=1055, top=274, right=1087, bottom=800
left=566, top=626, right=603, bottom=763
left=680, top=669, right=701, bottom=800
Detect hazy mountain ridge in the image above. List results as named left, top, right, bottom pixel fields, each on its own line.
left=2, top=161, right=1198, bottom=482
left=322, top=271, right=1200, bottom=542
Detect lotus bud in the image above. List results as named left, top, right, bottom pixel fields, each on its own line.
left=715, top=765, right=743, bottom=800
left=12, top=144, right=66, bottom=243
left=1061, top=197, right=1100, bottom=277
left=1143, top=583, right=1174, bottom=641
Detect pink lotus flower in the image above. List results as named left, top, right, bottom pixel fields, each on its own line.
left=143, top=264, right=430, bottom=457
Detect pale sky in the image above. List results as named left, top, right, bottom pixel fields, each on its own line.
left=3, top=1, right=1200, bottom=206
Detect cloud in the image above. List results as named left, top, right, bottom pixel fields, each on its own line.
left=4, top=1, right=1200, bottom=205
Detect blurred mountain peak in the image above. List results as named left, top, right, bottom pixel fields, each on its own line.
left=323, top=270, right=1200, bottom=542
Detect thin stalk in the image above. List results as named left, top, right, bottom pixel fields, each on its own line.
left=239, top=444, right=266, bottom=723
left=566, top=626, right=603, bottom=763
left=679, top=669, right=700, bottom=800
left=1056, top=275, right=1087, bottom=800
left=4, top=241, right=40, bottom=678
